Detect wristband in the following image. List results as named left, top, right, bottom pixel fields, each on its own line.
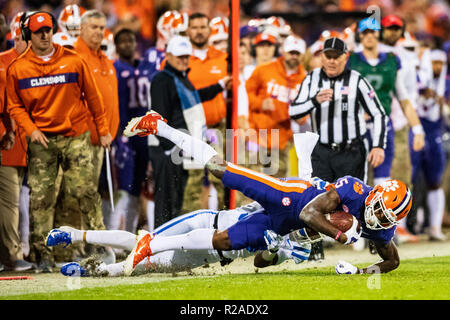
left=412, top=125, right=424, bottom=135
left=335, top=230, right=342, bottom=241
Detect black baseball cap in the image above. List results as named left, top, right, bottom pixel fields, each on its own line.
left=322, top=37, right=347, bottom=55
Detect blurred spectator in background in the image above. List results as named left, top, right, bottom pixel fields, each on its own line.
left=110, top=0, right=156, bottom=42
left=0, top=11, right=32, bottom=272
left=209, top=16, right=228, bottom=53
left=410, top=49, right=448, bottom=241
left=53, top=4, right=86, bottom=48
left=73, top=9, right=119, bottom=232
left=110, top=28, right=150, bottom=234
left=148, top=35, right=229, bottom=226
left=245, top=35, right=306, bottom=178
left=181, top=12, right=228, bottom=213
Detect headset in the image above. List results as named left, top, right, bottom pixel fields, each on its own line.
left=20, top=11, right=58, bottom=42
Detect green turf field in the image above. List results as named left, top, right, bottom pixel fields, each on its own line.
left=5, top=255, right=450, bottom=300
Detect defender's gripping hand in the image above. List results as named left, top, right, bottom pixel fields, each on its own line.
left=343, top=217, right=362, bottom=245
left=335, top=260, right=359, bottom=274
left=264, top=230, right=284, bottom=253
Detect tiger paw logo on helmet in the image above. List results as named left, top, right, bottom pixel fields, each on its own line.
left=379, top=180, right=400, bottom=192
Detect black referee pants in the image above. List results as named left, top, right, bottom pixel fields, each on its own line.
left=308, top=139, right=367, bottom=261
left=311, top=139, right=367, bottom=183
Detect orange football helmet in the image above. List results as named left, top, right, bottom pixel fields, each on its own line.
left=58, top=4, right=86, bottom=38
left=364, top=180, right=412, bottom=230
left=171, top=11, right=188, bottom=36
left=156, top=10, right=179, bottom=45
left=209, top=17, right=228, bottom=49
left=9, top=11, right=26, bottom=39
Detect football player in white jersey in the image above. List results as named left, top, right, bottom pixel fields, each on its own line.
left=46, top=201, right=311, bottom=276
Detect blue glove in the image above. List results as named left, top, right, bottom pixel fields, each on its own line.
left=310, top=176, right=330, bottom=190
left=284, top=239, right=311, bottom=264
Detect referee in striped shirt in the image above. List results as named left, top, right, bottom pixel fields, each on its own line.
left=290, top=37, right=387, bottom=183
left=290, top=37, right=387, bottom=261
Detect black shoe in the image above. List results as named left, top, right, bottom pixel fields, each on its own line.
left=308, top=241, right=325, bottom=261
left=36, top=260, right=54, bottom=273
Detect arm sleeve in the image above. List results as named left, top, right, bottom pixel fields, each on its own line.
left=6, top=67, right=39, bottom=136
left=289, top=72, right=318, bottom=119
left=150, top=74, right=173, bottom=120
left=78, top=59, right=109, bottom=136
left=357, top=76, right=387, bottom=149
left=197, top=83, right=223, bottom=102
left=394, top=67, right=409, bottom=102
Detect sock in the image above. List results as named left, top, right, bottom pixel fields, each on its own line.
left=108, top=191, right=130, bottom=230
left=103, top=261, right=125, bottom=277
left=85, top=230, right=137, bottom=251
left=150, top=228, right=215, bottom=254
left=427, top=188, right=445, bottom=232
left=275, top=248, right=291, bottom=265
left=156, top=120, right=217, bottom=166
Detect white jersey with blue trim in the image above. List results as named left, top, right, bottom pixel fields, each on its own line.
left=149, top=202, right=265, bottom=267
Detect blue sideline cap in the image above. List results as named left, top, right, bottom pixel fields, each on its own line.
left=358, top=17, right=381, bottom=32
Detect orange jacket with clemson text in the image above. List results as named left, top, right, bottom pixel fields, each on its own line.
left=246, top=57, right=306, bottom=150
left=0, top=48, right=27, bottom=167
left=188, top=46, right=228, bottom=127
left=6, top=44, right=109, bottom=139
left=74, top=37, right=119, bottom=145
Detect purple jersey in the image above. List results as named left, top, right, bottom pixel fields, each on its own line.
left=114, top=59, right=151, bottom=131
left=140, top=46, right=165, bottom=82
left=224, top=164, right=395, bottom=249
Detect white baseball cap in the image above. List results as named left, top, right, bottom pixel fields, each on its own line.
left=166, top=36, right=192, bottom=56
left=283, top=35, right=306, bottom=54
left=430, top=49, right=447, bottom=63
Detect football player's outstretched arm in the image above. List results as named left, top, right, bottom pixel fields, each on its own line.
left=299, top=188, right=350, bottom=245
left=364, top=240, right=400, bottom=274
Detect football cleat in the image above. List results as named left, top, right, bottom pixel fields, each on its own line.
left=123, top=230, right=154, bottom=276
left=123, top=111, right=167, bottom=137
left=60, top=262, right=87, bottom=277
left=45, top=227, right=75, bottom=248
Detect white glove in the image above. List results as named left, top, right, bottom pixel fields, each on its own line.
left=335, top=260, right=359, bottom=274
left=287, top=239, right=311, bottom=264
left=264, top=229, right=284, bottom=253
left=343, top=216, right=362, bottom=245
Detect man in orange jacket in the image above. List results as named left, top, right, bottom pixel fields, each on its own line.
left=180, top=12, right=228, bottom=213
left=0, top=12, right=33, bottom=272
left=73, top=10, right=119, bottom=235
left=7, top=11, right=112, bottom=272
left=246, top=35, right=307, bottom=178
left=75, top=10, right=119, bottom=181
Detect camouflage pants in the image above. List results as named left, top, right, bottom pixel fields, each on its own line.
left=28, top=131, right=104, bottom=264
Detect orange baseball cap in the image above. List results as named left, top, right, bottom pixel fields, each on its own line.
left=28, top=12, right=53, bottom=32
left=253, top=32, right=277, bottom=45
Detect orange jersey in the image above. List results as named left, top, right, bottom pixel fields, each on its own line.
left=246, top=57, right=306, bottom=149
left=7, top=44, right=109, bottom=141
left=74, top=37, right=119, bottom=145
left=188, top=46, right=228, bottom=126
left=0, top=48, right=27, bottom=167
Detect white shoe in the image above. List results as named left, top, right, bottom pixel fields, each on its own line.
left=123, top=111, right=166, bottom=137
left=123, top=230, right=154, bottom=276
left=429, top=231, right=447, bottom=241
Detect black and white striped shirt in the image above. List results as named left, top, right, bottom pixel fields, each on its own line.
left=289, top=68, right=387, bottom=148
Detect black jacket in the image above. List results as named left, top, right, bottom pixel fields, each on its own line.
left=150, top=62, right=223, bottom=151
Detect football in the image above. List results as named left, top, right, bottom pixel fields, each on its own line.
left=325, top=210, right=360, bottom=233
left=305, top=211, right=360, bottom=237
